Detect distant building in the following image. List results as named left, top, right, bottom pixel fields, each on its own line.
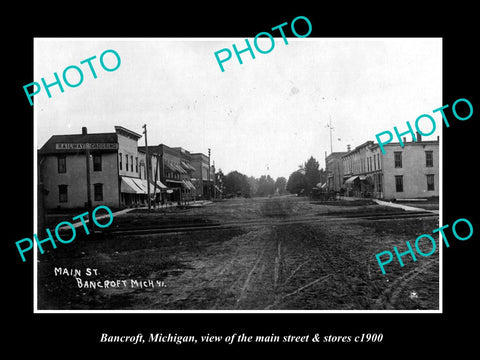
left=341, top=134, right=439, bottom=200
left=342, top=141, right=374, bottom=197
left=138, top=144, right=196, bottom=205
left=190, top=153, right=217, bottom=199
left=325, top=151, right=347, bottom=192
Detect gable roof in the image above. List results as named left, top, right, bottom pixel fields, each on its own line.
left=38, top=132, right=118, bottom=155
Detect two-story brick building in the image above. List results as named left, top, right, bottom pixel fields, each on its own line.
left=325, top=151, right=347, bottom=192
left=38, top=126, right=160, bottom=209
left=339, top=134, right=439, bottom=200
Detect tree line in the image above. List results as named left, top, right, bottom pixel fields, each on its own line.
left=217, top=170, right=287, bottom=198
left=217, top=155, right=325, bottom=198
left=286, top=156, right=327, bottom=196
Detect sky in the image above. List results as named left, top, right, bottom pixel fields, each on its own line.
left=34, top=38, right=442, bottom=180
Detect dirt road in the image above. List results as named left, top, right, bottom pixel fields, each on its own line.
left=37, top=196, right=439, bottom=310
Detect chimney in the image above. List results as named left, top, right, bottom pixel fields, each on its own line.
left=416, top=131, right=422, bottom=142
left=403, top=137, right=406, bottom=144
left=82, top=127, right=88, bottom=135
left=347, top=144, right=351, bottom=151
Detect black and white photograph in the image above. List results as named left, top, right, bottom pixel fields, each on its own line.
left=7, top=7, right=478, bottom=355
left=33, top=37, right=442, bottom=312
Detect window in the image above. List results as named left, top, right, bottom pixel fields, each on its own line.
left=130, top=155, right=133, bottom=172
left=395, top=175, right=403, bottom=192
left=378, top=173, right=383, bottom=193
left=94, top=183, right=103, bottom=201
left=427, top=174, right=435, bottom=191
left=394, top=152, right=402, bottom=168
left=373, top=155, right=376, bottom=170
left=119, top=153, right=122, bottom=170
left=126, top=154, right=129, bottom=171
left=93, top=154, right=102, bottom=172
left=377, top=153, right=381, bottom=169
left=59, top=185, right=68, bottom=203
left=57, top=156, right=66, bottom=173
left=135, top=157, right=138, bottom=173
left=426, top=151, right=433, bottom=167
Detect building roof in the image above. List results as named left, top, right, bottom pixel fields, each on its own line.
left=326, top=152, right=347, bottom=160
left=38, top=132, right=118, bottom=155
left=114, top=126, right=142, bottom=140
left=341, top=141, right=374, bottom=158
left=373, top=139, right=439, bottom=149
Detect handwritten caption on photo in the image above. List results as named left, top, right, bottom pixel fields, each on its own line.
left=54, top=267, right=167, bottom=289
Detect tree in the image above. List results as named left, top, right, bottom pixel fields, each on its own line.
left=224, top=171, right=251, bottom=197
left=275, top=176, right=287, bottom=195
left=216, top=169, right=226, bottom=195
left=247, top=176, right=259, bottom=196
left=286, top=171, right=306, bottom=195
left=257, top=175, right=275, bottom=196
left=304, top=156, right=321, bottom=195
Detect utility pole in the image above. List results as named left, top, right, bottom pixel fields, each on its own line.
left=325, top=115, right=334, bottom=154
left=143, top=124, right=151, bottom=211
left=208, top=148, right=211, bottom=199
left=85, top=145, right=93, bottom=232
left=213, top=160, right=216, bottom=199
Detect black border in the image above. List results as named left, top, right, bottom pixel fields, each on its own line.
left=7, top=5, right=478, bottom=355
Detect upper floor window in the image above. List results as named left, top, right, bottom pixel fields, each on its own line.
left=394, top=152, right=402, bottom=168
left=130, top=155, right=133, bottom=172
left=57, top=156, right=66, bottom=173
left=93, top=154, right=102, bottom=172
left=119, top=153, right=122, bottom=170
left=135, top=157, right=138, bottom=173
left=125, top=154, right=129, bottom=171
left=426, top=151, right=433, bottom=167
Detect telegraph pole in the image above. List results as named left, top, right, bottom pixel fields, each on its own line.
left=208, top=148, right=211, bottom=199
left=325, top=115, right=334, bottom=154
left=85, top=145, right=93, bottom=232
left=143, top=124, right=151, bottom=211
left=213, top=160, right=216, bottom=199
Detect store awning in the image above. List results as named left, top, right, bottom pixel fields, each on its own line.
left=181, top=161, right=196, bottom=172
left=164, top=162, right=176, bottom=172
left=131, top=178, right=148, bottom=193
left=152, top=180, right=167, bottom=190
left=345, top=176, right=359, bottom=184
left=121, top=177, right=144, bottom=194
left=182, top=180, right=196, bottom=190
left=171, top=162, right=186, bottom=174
left=165, top=162, right=186, bottom=174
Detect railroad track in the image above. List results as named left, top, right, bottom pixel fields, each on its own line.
left=97, top=210, right=438, bottom=236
